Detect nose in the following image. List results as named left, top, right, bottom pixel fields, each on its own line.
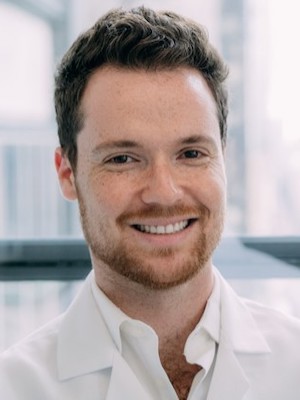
left=140, top=160, right=184, bottom=206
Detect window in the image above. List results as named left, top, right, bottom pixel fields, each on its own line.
left=1, top=0, right=299, bottom=238
left=0, top=0, right=79, bottom=239
left=1, top=0, right=299, bottom=352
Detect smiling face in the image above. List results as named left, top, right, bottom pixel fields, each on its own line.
left=56, top=66, right=227, bottom=290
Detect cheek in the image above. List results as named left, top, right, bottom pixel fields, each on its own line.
left=210, top=160, right=227, bottom=197
left=88, top=174, right=135, bottom=218
left=193, top=169, right=227, bottom=211
left=211, top=175, right=227, bottom=209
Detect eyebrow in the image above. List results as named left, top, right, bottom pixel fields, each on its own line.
left=178, top=135, right=219, bottom=150
left=91, top=134, right=218, bottom=156
left=91, top=140, right=142, bottom=156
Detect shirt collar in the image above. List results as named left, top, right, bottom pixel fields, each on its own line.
left=184, top=269, right=221, bottom=368
left=194, top=267, right=221, bottom=343
left=91, top=267, right=221, bottom=356
left=91, top=272, right=130, bottom=352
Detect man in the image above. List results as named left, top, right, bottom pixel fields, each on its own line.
left=1, top=6, right=300, bottom=400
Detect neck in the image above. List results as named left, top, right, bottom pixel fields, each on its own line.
left=93, top=261, right=214, bottom=345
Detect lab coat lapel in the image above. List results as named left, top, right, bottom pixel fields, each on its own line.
left=106, top=352, right=152, bottom=400
left=57, top=272, right=116, bottom=380
left=207, top=341, right=249, bottom=400
left=207, top=269, right=271, bottom=400
left=58, top=272, right=152, bottom=400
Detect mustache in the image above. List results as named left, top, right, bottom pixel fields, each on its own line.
left=117, top=203, right=209, bottom=224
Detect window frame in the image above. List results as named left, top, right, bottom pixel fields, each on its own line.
left=1, top=237, right=300, bottom=281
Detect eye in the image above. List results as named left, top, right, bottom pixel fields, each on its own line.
left=181, top=149, right=202, bottom=159
left=107, top=154, right=134, bottom=164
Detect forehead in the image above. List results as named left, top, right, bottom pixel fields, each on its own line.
left=82, top=65, right=217, bottom=112
left=78, top=66, right=220, bottom=149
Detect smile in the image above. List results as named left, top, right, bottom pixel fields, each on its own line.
left=133, top=219, right=193, bottom=235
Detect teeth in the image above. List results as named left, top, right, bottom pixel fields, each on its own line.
left=137, top=220, right=189, bottom=234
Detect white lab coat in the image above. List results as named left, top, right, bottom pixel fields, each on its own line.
left=1, top=269, right=300, bottom=400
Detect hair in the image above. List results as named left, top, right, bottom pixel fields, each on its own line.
left=54, top=6, right=229, bottom=169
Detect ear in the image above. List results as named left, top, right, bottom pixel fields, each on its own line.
left=55, top=147, right=78, bottom=200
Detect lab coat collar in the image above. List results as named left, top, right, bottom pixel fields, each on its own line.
left=206, top=268, right=271, bottom=400
left=57, top=272, right=153, bottom=399
left=57, top=268, right=271, bottom=400
left=207, top=341, right=249, bottom=400
left=215, top=267, right=270, bottom=354
left=57, top=272, right=116, bottom=380
left=106, top=352, right=153, bottom=400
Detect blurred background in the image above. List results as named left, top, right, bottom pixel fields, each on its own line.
left=0, top=0, right=300, bottom=351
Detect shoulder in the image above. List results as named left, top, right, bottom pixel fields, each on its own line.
left=236, top=295, right=300, bottom=379
left=0, top=314, right=64, bottom=395
left=216, top=268, right=300, bottom=339
left=217, top=270, right=300, bottom=362
left=0, top=312, right=63, bottom=364
left=242, top=296, right=300, bottom=340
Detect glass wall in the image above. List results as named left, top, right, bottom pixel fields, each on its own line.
left=1, top=0, right=299, bottom=351
left=1, top=0, right=299, bottom=238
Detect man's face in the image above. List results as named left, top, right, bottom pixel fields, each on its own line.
left=56, top=66, right=226, bottom=290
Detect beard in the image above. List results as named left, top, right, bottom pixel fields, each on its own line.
left=77, top=190, right=224, bottom=290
